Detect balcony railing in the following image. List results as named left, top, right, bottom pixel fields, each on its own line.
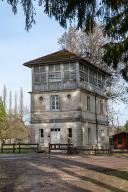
left=33, top=81, right=78, bottom=91
left=32, top=81, right=106, bottom=96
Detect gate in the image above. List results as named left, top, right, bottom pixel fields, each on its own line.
left=49, top=143, right=73, bottom=154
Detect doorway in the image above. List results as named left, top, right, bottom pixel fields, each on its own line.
left=51, top=128, right=60, bottom=144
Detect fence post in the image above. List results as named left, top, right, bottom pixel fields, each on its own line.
left=19, top=143, right=21, bottom=153
left=1, top=143, right=3, bottom=153
left=13, top=143, right=15, bottom=153
left=48, top=143, right=51, bottom=159
left=37, top=143, right=39, bottom=153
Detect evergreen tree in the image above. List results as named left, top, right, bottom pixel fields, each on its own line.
left=5, top=0, right=128, bottom=80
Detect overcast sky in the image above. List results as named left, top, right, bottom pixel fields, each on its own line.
left=0, top=1, right=127, bottom=125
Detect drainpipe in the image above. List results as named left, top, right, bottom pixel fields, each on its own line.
left=94, top=91, right=98, bottom=148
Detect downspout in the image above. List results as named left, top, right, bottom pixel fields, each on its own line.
left=94, top=91, right=98, bottom=148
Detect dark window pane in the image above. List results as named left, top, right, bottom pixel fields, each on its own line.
left=34, top=67, right=40, bottom=73
left=70, top=63, right=76, bottom=70
left=68, top=128, right=72, bottom=138
left=40, top=66, right=46, bottom=72
left=55, top=64, right=60, bottom=71
left=64, top=71, right=70, bottom=80
left=34, top=75, right=40, bottom=82
left=118, top=135, right=122, bottom=144
left=41, top=73, right=46, bottom=82
left=87, top=96, right=90, bottom=111
left=49, top=65, right=54, bottom=72
left=64, top=64, right=69, bottom=70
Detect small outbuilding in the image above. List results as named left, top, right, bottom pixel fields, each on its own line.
left=112, top=132, right=128, bottom=149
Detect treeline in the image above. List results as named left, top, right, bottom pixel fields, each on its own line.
left=0, top=86, right=30, bottom=144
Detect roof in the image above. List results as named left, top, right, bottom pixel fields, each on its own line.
left=112, top=132, right=128, bottom=137
left=23, top=50, right=111, bottom=76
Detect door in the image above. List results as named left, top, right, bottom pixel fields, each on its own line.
left=51, top=128, right=60, bottom=144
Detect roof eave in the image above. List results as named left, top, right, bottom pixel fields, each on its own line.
left=23, top=58, right=80, bottom=68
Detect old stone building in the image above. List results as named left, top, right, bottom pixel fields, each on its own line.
left=24, top=50, right=110, bottom=149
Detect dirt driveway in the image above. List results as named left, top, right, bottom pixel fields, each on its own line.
left=0, top=153, right=128, bottom=192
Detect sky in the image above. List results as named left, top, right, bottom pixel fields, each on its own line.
left=0, top=1, right=127, bottom=126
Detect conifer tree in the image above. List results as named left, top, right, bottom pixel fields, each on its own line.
left=5, top=0, right=128, bottom=80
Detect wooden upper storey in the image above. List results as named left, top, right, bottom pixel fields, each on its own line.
left=24, top=50, right=111, bottom=96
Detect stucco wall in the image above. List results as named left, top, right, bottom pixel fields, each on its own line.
left=30, top=89, right=109, bottom=148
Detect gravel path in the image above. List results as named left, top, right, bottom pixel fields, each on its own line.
left=0, top=153, right=128, bottom=192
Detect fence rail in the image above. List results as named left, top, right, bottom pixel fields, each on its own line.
left=73, top=148, right=111, bottom=155
left=49, top=143, right=73, bottom=154
left=0, top=143, right=39, bottom=153
left=49, top=144, right=113, bottom=155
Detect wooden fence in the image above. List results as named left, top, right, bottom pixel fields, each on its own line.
left=49, top=143, right=73, bottom=154
left=72, top=148, right=112, bottom=155
left=0, top=143, right=39, bottom=153
left=49, top=144, right=113, bottom=155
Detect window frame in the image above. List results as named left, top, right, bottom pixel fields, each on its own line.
left=87, top=96, right=90, bottom=111
left=87, top=128, right=92, bottom=145
left=48, top=64, right=61, bottom=82
left=100, top=100, right=104, bottom=114
left=79, top=64, right=89, bottom=82
left=51, top=95, right=60, bottom=111
left=63, top=63, right=76, bottom=81
left=33, top=66, right=47, bottom=84
left=39, top=129, right=44, bottom=145
left=68, top=128, right=72, bottom=138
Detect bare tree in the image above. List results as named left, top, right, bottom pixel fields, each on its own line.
left=58, top=26, right=107, bottom=68
left=58, top=26, right=128, bottom=104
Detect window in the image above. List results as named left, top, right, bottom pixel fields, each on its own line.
left=34, top=67, right=40, bottom=73
left=34, top=75, right=40, bottom=83
left=48, top=64, right=61, bottom=82
left=68, top=128, right=72, bottom=138
left=51, top=95, right=60, bottom=111
left=98, top=73, right=102, bottom=88
left=51, top=128, right=60, bottom=131
left=39, top=129, right=44, bottom=144
left=87, top=96, right=90, bottom=111
left=89, top=69, right=95, bottom=85
left=118, top=135, right=122, bottom=144
left=40, top=73, right=46, bottom=82
left=100, top=100, right=104, bottom=114
left=40, top=66, right=46, bottom=72
left=87, top=128, right=92, bottom=144
left=79, top=64, right=88, bottom=82
left=64, top=63, right=76, bottom=81
left=33, top=66, right=46, bottom=84
left=34, top=66, right=46, bottom=73
left=102, top=75, right=105, bottom=88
